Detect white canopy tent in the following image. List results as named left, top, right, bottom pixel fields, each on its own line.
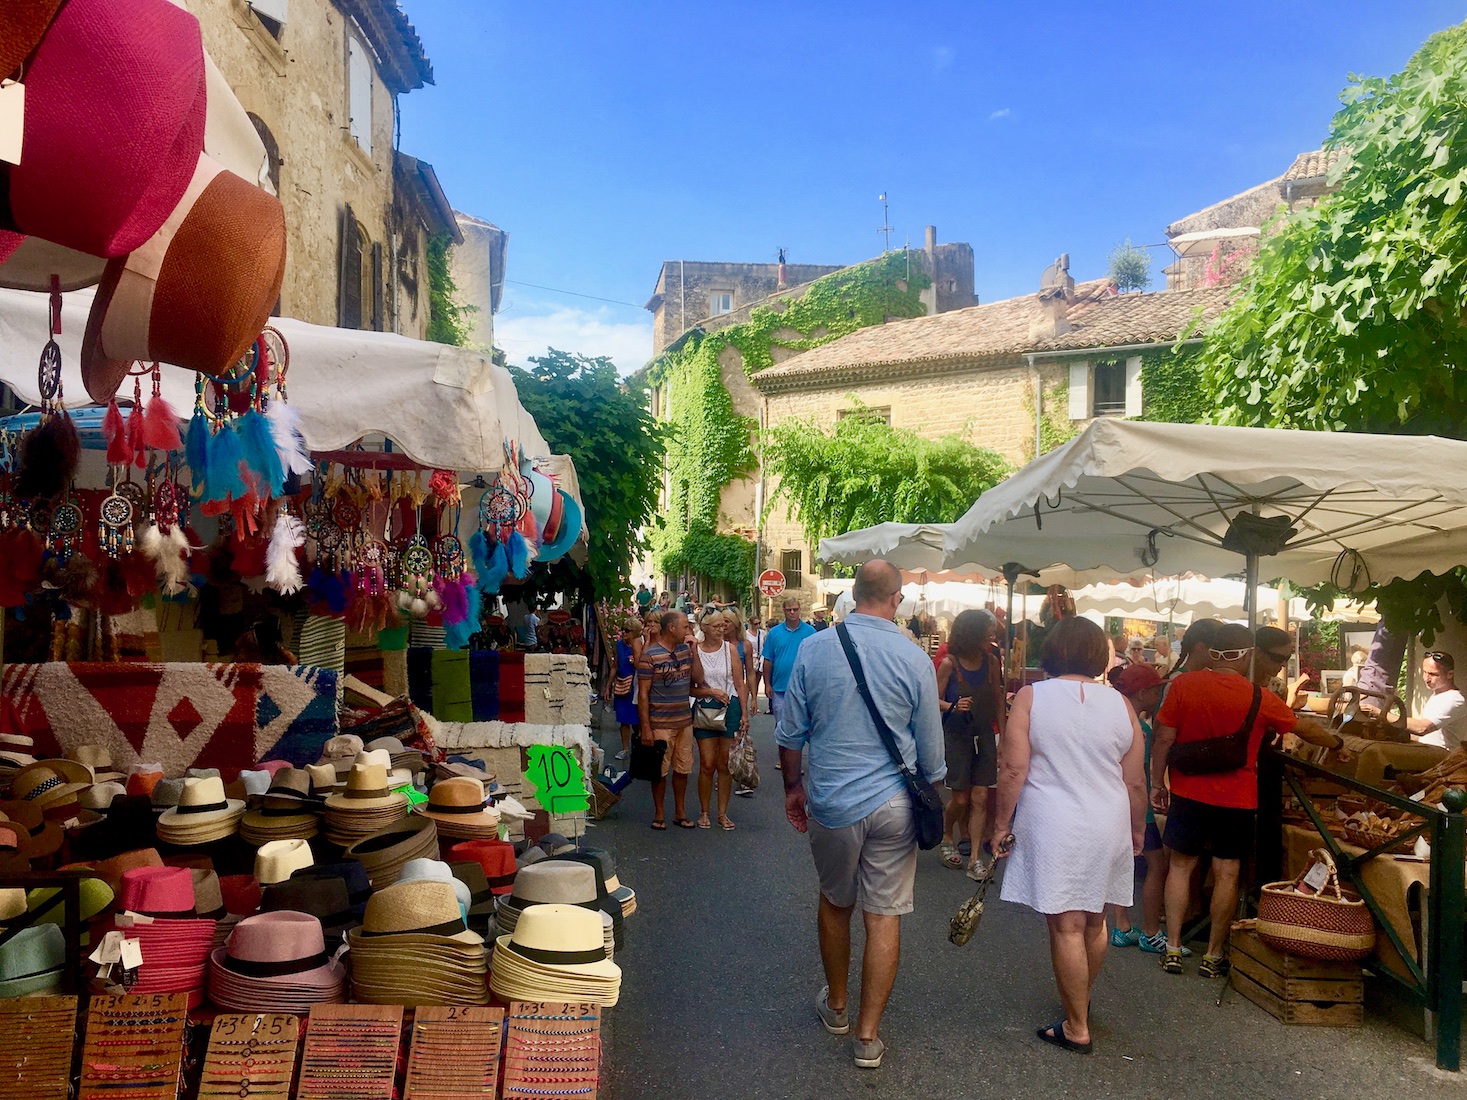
left=942, top=419, right=1467, bottom=623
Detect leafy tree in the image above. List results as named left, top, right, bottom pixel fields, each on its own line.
left=761, top=403, right=1013, bottom=548
left=1106, top=239, right=1152, bottom=293
left=510, top=350, right=668, bottom=601
left=426, top=234, right=477, bottom=347
left=1197, top=21, right=1467, bottom=638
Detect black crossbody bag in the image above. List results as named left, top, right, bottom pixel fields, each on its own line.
left=835, top=623, right=945, bottom=850
left=1166, top=683, right=1263, bottom=775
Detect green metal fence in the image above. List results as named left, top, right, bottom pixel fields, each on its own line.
left=1257, top=748, right=1464, bottom=1072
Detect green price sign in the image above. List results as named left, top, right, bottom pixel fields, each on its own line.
left=525, top=745, right=590, bottom=814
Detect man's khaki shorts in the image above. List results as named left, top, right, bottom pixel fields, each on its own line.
left=652, top=726, right=694, bottom=777
left=807, top=793, right=917, bottom=916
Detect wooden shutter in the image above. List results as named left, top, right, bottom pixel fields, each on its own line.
left=371, top=241, right=385, bottom=332
left=347, top=34, right=372, bottom=156
left=249, top=0, right=288, bottom=25
left=1124, top=355, right=1144, bottom=417
left=338, top=205, right=361, bottom=329
left=1068, top=362, right=1090, bottom=420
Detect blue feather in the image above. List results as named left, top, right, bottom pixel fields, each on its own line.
left=185, top=409, right=210, bottom=498
left=535, top=492, right=582, bottom=564
left=478, top=537, right=508, bottom=594
left=444, top=583, right=481, bottom=650
left=205, top=420, right=247, bottom=503
left=237, top=408, right=284, bottom=496
left=507, top=530, right=530, bottom=579
left=469, top=529, right=491, bottom=578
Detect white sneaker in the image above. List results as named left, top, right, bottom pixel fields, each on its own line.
left=615, top=750, right=628, bottom=761
left=852, top=1037, right=885, bottom=1068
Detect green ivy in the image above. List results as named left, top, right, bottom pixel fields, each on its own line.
left=649, top=253, right=930, bottom=587
left=426, top=234, right=477, bottom=347
left=1022, top=379, right=1079, bottom=459
left=1138, top=346, right=1209, bottom=424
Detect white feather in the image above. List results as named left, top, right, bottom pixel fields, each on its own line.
left=266, top=512, right=305, bottom=595
left=266, top=397, right=312, bottom=476
left=142, top=523, right=192, bottom=596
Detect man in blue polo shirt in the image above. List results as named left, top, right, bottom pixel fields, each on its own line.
left=763, top=597, right=816, bottom=735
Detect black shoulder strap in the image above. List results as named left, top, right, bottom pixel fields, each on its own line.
left=1231, top=684, right=1264, bottom=741
left=835, top=623, right=923, bottom=790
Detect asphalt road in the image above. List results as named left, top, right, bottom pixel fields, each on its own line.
left=588, top=708, right=1455, bottom=1100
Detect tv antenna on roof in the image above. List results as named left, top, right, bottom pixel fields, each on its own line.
left=878, top=193, right=893, bottom=253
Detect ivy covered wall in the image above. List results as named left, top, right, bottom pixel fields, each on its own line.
left=648, top=253, right=931, bottom=591
left=1138, top=345, right=1209, bottom=425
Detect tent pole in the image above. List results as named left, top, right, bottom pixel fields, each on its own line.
left=1245, top=552, right=1259, bottom=629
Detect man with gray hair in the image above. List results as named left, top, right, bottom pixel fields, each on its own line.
left=778, top=559, right=945, bottom=1069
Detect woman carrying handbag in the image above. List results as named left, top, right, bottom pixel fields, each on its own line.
left=693, top=611, right=749, bottom=830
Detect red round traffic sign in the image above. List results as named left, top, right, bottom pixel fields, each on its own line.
left=757, top=569, right=785, bottom=597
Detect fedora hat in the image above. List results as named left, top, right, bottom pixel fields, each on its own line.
left=4, top=0, right=204, bottom=260
left=81, top=152, right=287, bottom=403
left=207, top=911, right=346, bottom=1012
left=260, top=768, right=321, bottom=807
left=342, top=815, right=437, bottom=888
left=446, top=839, right=517, bottom=896
left=290, top=861, right=372, bottom=915
left=189, top=868, right=225, bottom=920
left=10, top=759, right=92, bottom=810
left=118, top=864, right=196, bottom=917
left=254, top=839, right=313, bottom=886
left=78, top=781, right=126, bottom=811
left=26, top=872, right=113, bottom=927
left=318, top=735, right=364, bottom=772
left=219, top=873, right=263, bottom=917
left=261, top=877, right=356, bottom=940
left=399, top=858, right=472, bottom=913
left=156, top=776, right=245, bottom=845
left=414, top=777, right=500, bottom=837
left=0, top=801, right=59, bottom=859
left=88, top=847, right=164, bottom=893
left=324, top=764, right=406, bottom=812
left=305, top=763, right=340, bottom=793
left=151, top=777, right=187, bottom=809
left=68, top=746, right=124, bottom=783
left=448, top=860, right=496, bottom=915
left=359, top=880, right=480, bottom=945
left=0, top=1, right=63, bottom=78
left=0, top=925, right=65, bottom=998
left=554, top=847, right=635, bottom=913
left=126, top=763, right=165, bottom=798
left=490, top=903, right=621, bottom=1006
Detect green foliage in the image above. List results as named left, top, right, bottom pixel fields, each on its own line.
left=510, top=349, right=668, bottom=601
left=1107, top=239, right=1152, bottom=293
left=1023, top=380, right=1079, bottom=459
left=1197, top=22, right=1467, bottom=637
left=650, top=253, right=930, bottom=586
left=1138, top=346, right=1210, bottom=424
left=426, top=234, right=477, bottom=347
left=761, top=401, right=1012, bottom=548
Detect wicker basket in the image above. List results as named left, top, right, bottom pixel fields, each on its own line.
left=1256, top=848, right=1376, bottom=962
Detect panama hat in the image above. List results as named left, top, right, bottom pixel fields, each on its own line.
left=496, top=862, right=601, bottom=930
left=317, top=736, right=364, bottom=776
left=4, top=0, right=204, bottom=260
left=448, top=861, right=497, bottom=926
left=10, top=759, right=92, bottom=810
left=291, top=861, right=372, bottom=917
left=68, top=746, right=124, bottom=783
left=81, top=152, right=287, bottom=403
left=305, top=763, right=341, bottom=794
left=447, top=839, right=517, bottom=896
left=156, top=776, right=245, bottom=845
left=26, top=873, right=113, bottom=928
left=0, top=1, right=63, bottom=78
left=346, top=880, right=490, bottom=1006
left=537, top=833, right=577, bottom=857
left=554, top=847, right=636, bottom=917
left=240, top=769, right=321, bottom=844
left=0, top=925, right=65, bottom=998
left=356, top=749, right=413, bottom=787
left=358, top=880, right=480, bottom=945
left=254, top=839, right=313, bottom=886
left=490, top=904, right=621, bottom=1006
left=207, top=911, right=346, bottom=1012
left=78, top=781, right=126, bottom=812
left=399, top=858, right=472, bottom=913
left=322, top=763, right=409, bottom=847
left=414, top=777, right=500, bottom=839
left=342, top=815, right=437, bottom=889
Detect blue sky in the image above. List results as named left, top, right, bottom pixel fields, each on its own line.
left=398, top=2, right=1463, bottom=372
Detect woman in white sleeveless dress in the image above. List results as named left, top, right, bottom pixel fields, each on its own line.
left=990, top=617, right=1147, bottom=1056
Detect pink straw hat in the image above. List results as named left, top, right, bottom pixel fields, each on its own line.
left=2, top=0, right=205, bottom=258
left=207, top=911, right=346, bottom=1011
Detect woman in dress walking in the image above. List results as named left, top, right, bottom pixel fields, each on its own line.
left=611, top=618, right=643, bottom=760
left=990, top=616, right=1147, bottom=1055
left=693, top=611, right=748, bottom=830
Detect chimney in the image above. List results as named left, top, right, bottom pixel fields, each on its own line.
left=924, top=225, right=937, bottom=255
left=776, top=247, right=788, bottom=290
left=1030, top=255, right=1073, bottom=342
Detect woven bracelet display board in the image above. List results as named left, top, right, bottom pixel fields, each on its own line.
left=404, top=1005, right=505, bottom=1099
left=78, top=993, right=188, bottom=1100
left=197, top=1013, right=301, bottom=1100
left=0, top=995, right=78, bottom=1100
left=501, top=1001, right=601, bottom=1100
left=295, top=1003, right=403, bottom=1100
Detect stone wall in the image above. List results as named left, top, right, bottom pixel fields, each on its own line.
left=182, top=0, right=418, bottom=333
left=450, top=213, right=504, bottom=350
left=648, top=261, right=843, bottom=353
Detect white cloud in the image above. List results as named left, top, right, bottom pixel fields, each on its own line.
left=496, top=305, right=653, bottom=375
left=989, top=107, right=1011, bottom=120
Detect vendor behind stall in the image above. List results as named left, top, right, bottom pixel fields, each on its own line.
left=1410, top=650, right=1465, bottom=750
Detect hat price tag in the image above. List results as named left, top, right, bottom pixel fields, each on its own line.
left=118, top=937, right=144, bottom=971
left=89, top=930, right=126, bottom=966
left=0, top=80, right=22, bottom=166
left=1300, top=860, right=1330, bottom=893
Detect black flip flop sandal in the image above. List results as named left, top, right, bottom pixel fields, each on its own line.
left=674, top=818, right=696, bottom=829
left=651, top=820, right=668, bottom=831
left=1036, top=1020, right=1092, bottom=1055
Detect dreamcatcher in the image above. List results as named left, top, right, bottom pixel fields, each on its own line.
left=15, top=283, right=80, bottom=501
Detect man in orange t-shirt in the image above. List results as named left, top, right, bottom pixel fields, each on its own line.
left=1149, top=623, right=1339, bottom=978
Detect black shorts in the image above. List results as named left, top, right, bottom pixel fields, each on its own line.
left=1162, top=794, right=1255, bottom=861
left=943, top=718, right=997, bottom=791
left=1143, top=820, right=1164, bottom=852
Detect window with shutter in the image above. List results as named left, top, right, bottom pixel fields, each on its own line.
left=338, top=206, right=361, bottom=329
left=1068, top=362, right=1090, bottom=420
left=780, top=549, right=803, bottom=591
left=371, top=241, right=385, bottom=332
left=1124, top=356, right=1144, bottom=417
left=347, top=32, right=372, bottom=157
left=1092, top=361, right=1127, bottom=416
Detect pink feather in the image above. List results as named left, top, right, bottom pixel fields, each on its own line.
left=126, top=401, right=146, bottom=467
left=103, top=398, right=128, bottom=465
left=142, top=393, right=184, bottom=452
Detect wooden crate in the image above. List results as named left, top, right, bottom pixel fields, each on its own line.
left=1229, top=924, right=1364, bottom=1027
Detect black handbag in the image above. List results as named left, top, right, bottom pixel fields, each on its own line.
left=628, top=738, right=667, bottom=782
left=1166, top=683, right=1262, bottom=775
left=835, top=623, right=945, bottom=850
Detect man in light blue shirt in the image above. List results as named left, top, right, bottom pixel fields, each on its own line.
left=762, top=597, right=816, bottom=736
left=777, top=559, right=944, bottom=1071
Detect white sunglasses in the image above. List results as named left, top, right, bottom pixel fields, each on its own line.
left=1208, top=647, right=1252, bottom=661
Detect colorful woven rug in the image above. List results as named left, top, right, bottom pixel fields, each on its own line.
left=1, top=662, right=339, bottom=775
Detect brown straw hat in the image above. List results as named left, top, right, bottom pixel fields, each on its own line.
left=343, top=815, right=438, bottom=889
left=413, top=777, right=500, bottom=839
left=10, top=760, right=92, bottom=810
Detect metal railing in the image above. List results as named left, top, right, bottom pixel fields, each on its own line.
left=1257, top=748, right=1464, bottom=1071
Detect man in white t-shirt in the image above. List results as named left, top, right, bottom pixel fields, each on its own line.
left=1411, top=650, right=1466, bottom=750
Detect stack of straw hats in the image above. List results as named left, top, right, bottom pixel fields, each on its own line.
left=207, top=910, right=346, bottom=1012
left=447, top=839, right=517, bottom=898
left=322, top=763, right=408, bottom=846
left=495, top=862, right=616, bottom=960
left=11, top=760, right=92, bottom=817
left=254, top=839, right=314, bottom=887
left=344, top=816, right=437, bottom=888
left=399, top=858, right=471, bottom=913
left=555, top=847, right=637, bottom=918
left=240, top=768, right=322, bottom=845
left=366, top=736, right=422, bottom=777
left=156, top=776, right=245, bottom=846
left=490, top=904, right=621, bottom=1007
left=413, top=777, right=500, bottom=842
left=103, top=865, right=218, bottom=1008
left=290, top=861, right=371, bottom=922
left=346, top=880, right=489, bottom=1006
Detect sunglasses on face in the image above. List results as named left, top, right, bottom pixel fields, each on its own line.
left=1208, top=647, right=1252, bottom=662
left=1261, top=650, right=1290, bottom=664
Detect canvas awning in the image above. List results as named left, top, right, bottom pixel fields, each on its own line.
left=941, top=419, right=1467, bottom=619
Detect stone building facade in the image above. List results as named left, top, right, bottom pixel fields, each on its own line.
left=645, top=259, right=844, bottom=356
left=179, top=0, right=460, bottom=338
left=449, top=213, right=509, bottom=351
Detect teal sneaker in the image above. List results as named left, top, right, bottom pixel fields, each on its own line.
left=1139, top=931, right=1191, bottom=956
left=1110, top=927, right=1140, bottom=947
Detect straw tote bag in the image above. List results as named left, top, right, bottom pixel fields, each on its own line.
left=1256, top=848, right=1376, bottom=961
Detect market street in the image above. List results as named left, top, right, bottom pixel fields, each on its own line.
left=592, top=708, right=1453, bottom=1100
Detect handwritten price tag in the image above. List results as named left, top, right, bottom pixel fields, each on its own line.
left=525, top=745, right=589, bottom=814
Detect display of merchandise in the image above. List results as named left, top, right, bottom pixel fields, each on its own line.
left=404, top=1005, right=505, bottom=1099
left=78, top=993, right=188, bottom=1100
left=197, top=1013, right=300, bottom=1100
left=501, top=1000, right=602, bottom=1100
left=0, top=995, right=77, bottom=1099
left=294, top=1004, right=403, bottom=1100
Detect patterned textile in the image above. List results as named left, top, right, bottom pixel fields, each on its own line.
left=382, top=649, right=409, bottom=698
left=0, top=662, right=339, bottom=775
left=296, top=616, right=346, bottom=675
left=524, top=656, right=592, bottom=726
left=497, top=652, right=525, bottom=724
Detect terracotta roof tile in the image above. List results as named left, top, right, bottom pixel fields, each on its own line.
left=750, top=284, right=1230, bottom=392
left=1282, top=149, right=1342, bottom=182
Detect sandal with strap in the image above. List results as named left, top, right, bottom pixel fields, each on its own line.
left=719, top=816, right=735, bottom=830
left=1036, top=1020, right=1091, bottom=1055
left=1161, top=947, right=1185, bottom=974
left=940, top=843, right=963, bottom=869
left=697, top=814, right=711, bottom=829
